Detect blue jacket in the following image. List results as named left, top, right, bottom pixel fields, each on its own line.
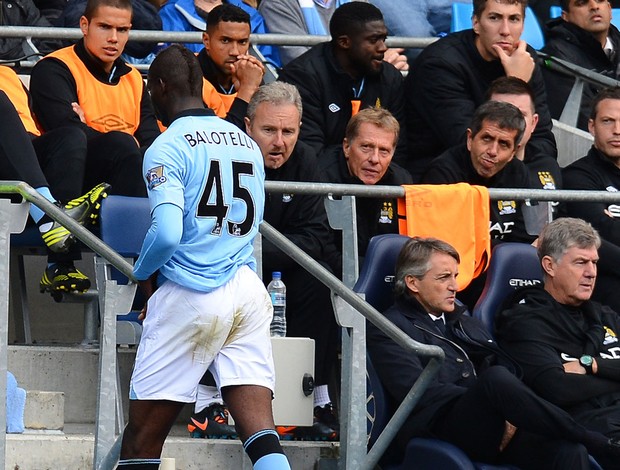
left=159, top=0, right=281, bottom=67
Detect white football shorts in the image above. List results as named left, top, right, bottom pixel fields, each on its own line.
left=129, top=265, right=275, bottom=402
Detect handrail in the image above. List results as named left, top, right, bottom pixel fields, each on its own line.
left=0, top=180, right=135, bottom=280
left=260, top=222, right=445, bottom=470
left=6, top=180, right=620, bottom=469
left=539, top=52, right=620, bottom=89
left=0, top=25, right=437, bottom=48
left=265, top=181, right=620, bottom=203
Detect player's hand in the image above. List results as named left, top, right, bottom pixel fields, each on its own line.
left=137, top=273, right=158, bottom=320
left=72, top=102, right=86, bottom=123
left=231, top=54, right=264, bottom=103
left=383, top=47, right=409, bottom=71
left=493, top=40, right=535, bottom=83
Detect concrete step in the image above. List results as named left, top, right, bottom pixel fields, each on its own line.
left=24, top=390, right=64, bottom=430
left=5, top=425, right=339, bottom=470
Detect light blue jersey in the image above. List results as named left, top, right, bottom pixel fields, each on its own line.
left=138, top=108, right=265, bottom=292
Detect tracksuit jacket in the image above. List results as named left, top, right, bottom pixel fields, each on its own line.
left=562, top=146, right=620, bottom=247
left=542, top=19, right=620, bottom=130
left=496, top=287, right=620, bottom=428
left=278, top=41, right=408, bottom=165
left=405, top=29, right=556, bottom=181
left=422, top=143, right=535, bottom=244
left=367, top=295, right=519, bottom=445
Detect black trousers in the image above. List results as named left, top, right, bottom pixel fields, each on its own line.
left=0, top=91, right=48, bottom=188
left=432, top=366, right=599, bottom=469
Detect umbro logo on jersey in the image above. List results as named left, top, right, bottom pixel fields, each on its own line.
left=92, top=114, right=134, bottom=132
left=328, top=103, right=340, bottom=113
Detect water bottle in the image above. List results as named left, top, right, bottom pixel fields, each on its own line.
left=267, top=272, right=287, bottom=337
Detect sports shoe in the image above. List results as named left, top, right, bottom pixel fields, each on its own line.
left=39, top=263, right=91, bottom=295
left=187, top=403, right=237, bottom=439
left=39, top=182, right=111, bottom=253
left=276, top=404, right=339, bottom=441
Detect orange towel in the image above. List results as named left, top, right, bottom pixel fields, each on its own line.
left=397, top=183, right=491, bottom=290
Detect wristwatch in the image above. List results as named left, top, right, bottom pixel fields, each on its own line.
left=580, top=355, right=594, bottom=374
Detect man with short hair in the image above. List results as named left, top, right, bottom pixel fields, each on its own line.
left=486, top=76, right=562, bottom=191
left=30, top=0, right=160, bottom=293
left=367, top=235, right=620, bottom=469
left=244, top=81, right=340, bottom=440
left=321, top=106, right=412, bottom=257
left=405, top=0, right=556, bottom=181
left=118, top=44, right=290, bottom=470
left=159, top=0, right=281, bottom=66
left=30, top=0, right=159, bottom=198
left=198, top=3, right=264, bottom=127
left=278, top=1, right=408, bottom=164
left=496, top=217, right=620, bottom=470
left=423, top=100, right=535, bottom=244
left=562, top=86, right=620, bottom=311
left=542, top=0, right=620, bottom=130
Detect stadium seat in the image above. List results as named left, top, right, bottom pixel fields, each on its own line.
left=472, top=242, right=542, bottom=334
left=451, top=3, right=546, bottom=50
left=357, top=234, right=512, bottom=470
left=613, top=9, right=620, bottom=30
left=549, top=5, right=562, bottom=18
left=98, top=195, right=152, bottom=344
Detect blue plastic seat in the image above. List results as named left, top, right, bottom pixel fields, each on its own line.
left=472, top=242, right=542, bottom=334
left=451, top=3, right=546, bottom=50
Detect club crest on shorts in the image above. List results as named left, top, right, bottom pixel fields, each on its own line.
left=146, top=165, right=167, bottom=190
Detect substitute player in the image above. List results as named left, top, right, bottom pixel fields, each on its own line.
left=117, top=44, right=290, bottom=470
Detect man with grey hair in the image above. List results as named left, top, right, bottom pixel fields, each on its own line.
left=497, top=217, right=620, bottom=469
left=367, top=235, right=620, bottom=468
left=245, top=81, right=341, bottom=440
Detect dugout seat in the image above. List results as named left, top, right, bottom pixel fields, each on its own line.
left=357, top=234, right=512, bottom=470
left=472, top=242, right=542, bottom=334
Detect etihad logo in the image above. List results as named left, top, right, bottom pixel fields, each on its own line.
left=91, top=114, right=134, bottom=132
left=509, top=278, right=541, bottom=287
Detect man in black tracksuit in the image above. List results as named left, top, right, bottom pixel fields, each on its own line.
left=405, top=0, right=556, bottom=181
left=542, top=0, right=620, bottom=130
left=562, top=88, right=620, bottom=313
left=320, top=107, right=412, bottom=259
left=367, top=236, right=620, bottom=469
left=496, top=217, right=620, bottom=470
left=245, top=82, right=341, bottom=440
left=422, top=101, right=536, bottom=246
left=277, top=2, right=407, bottom=166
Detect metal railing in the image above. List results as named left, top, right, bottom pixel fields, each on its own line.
left=6, top=180, right=620, bottom=469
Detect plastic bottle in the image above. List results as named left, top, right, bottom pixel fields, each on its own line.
left=267, top=272, right=287, bottom=337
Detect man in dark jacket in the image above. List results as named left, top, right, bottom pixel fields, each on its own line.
left=542, top=0, right=620, bottom=130
left=423, top=101, right=536, bottom=245
left=562, top=87, right=620, bottom=312
left=278, top=2, right=407, bottom=165
left=367, top=236, right=620, bottom=468
left=496, top=217, right=620, bottom=470
left=405, top=0, right=556, bottom=181
left=245, top=82, right=341, bottom=441
left=320, top=107, right=412, bottom=258
left=0, top=0, right=62, bottom=60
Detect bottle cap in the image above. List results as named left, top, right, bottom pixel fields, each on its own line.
left=272, top=271, right=281, bottom=279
